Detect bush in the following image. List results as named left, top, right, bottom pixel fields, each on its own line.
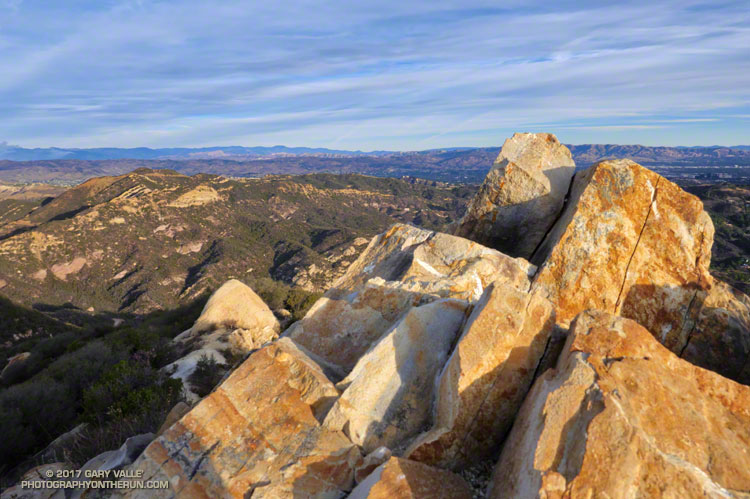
left=188, top=354, right=226, bottom=398
left=0, top=378, right=77, bottom=472
left=285, top=288, right=322, bottom=321
left=81, top=357, right=183, bottom=426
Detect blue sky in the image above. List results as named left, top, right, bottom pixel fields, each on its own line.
left=0, top=0, right=748, bottom=149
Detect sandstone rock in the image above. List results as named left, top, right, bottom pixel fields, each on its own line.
left=191, top=279, right=279, bottom=338
left=406, top=283, right=556, bottom=470
left=682, top=279, right=750, bottom=384
left=156, top=401, right=190, bottom=436
left=355, top=447, right=393, bottom=483
left=324, top=299, right=469, bottom=453
left=455, top=133, right=575, bottom=259
left=124, top=338, right=361, bottom=498
left=1, top=463, right=72, bottom=499
left=531, top=159, right=714, bottom=353
left=489, top=310, right=750, bottom=498
left=165, top=279, right=280, bottom=401
left=349, top=457, right=472, bottom=499
left=80, top=433, right=154, bottom=474
left=338, top=224, right=535, bottom=300
left=286, top=224, right=534, bottom=376
left=1, top=352, right=31, bottom=385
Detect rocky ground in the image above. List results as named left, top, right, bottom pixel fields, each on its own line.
left=3, top=133, right=750, bottom=498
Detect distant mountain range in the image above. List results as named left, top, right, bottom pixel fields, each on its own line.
left=1, top=143, right=749, bottom=184
left=0, top=143, right=394, bottom=161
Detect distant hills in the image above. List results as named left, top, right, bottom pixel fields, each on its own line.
left=0, top=170, right=473, bottom=322
left=1, top=143, right=749, bottom=184
left=0, top=143, right=394, bottom=161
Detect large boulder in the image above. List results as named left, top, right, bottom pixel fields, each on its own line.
left=682, top=279, right=750, bottom=384
left=324, top=299, right=469, bottom=453
left=349, top=457, right=472, bottom=499
left=285, top=223, right=534, bottom=377
left=489, top=310, right=750, bottom=498
left=165, top=279, right=280, bottom=401
left=124, top=338, right=361, bottom=498
left=190, top=278, right=280, bottom=339
left=455, top=133, right=575, bottom=259
left=406, top=282, right=556, bottom=470
left=531, top=159, right=715, bottom=352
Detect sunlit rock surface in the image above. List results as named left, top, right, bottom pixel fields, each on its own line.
left=123, top=338, right=360, bottom=498
left=285, top=223, right=534, bottom=377
left=489, top=310, right=750, bottom=498
left=406, top=282, right=556, bottom=470
left=349, top=457, right=472, bottom=499
left=455, top=132, right=575, bottom=259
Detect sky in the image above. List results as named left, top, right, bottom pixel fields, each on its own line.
left=0, top=0, right=748, bottom=150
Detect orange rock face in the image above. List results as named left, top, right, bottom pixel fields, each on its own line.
left=123, top=338, right=361, bottom=498
left=406, top=282, right=556, bottom=470
left=349, top=457, right=472, bottom=499
left=490, top=310, right=750, bottom=498
left=531, top=159, right=714, bottom=352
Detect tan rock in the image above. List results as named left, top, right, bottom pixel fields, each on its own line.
left=286, top=224, right=534, bottom=376
left=156, top=401, right=190, bottom=436
left=406, top=283, right=556, bottom=470
left=324, top=299, right=470, bottom=453
left=489, top=310, right=750, bottom=498
left=683, top=279, right=750, bottom=384
left=355, top=447, right=393, bottom=484
left=124, top=338, right=361, bottom=498
left=167, top=185, right=221, bottom=207
left=164, top=280, right=281, bottom=400
left=191, top=279, right=279, bottom=338
left=531, top=159, right=714, bottom=353
left=349, top=457, right=472, bottom=499
left=338, top=224, right=535, bottom=300
left=50, top=256, right=87, bottom=280
left=455, top=133, right=575, bottom=259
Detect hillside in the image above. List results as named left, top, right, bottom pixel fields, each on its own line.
left=0, top=170, right=472, bottom=324
left=684, top=183, right=750, bottom=294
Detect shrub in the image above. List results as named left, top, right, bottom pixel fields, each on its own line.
left=188, top=354, right=226, bottom=398
left=81, top=357, right=183, bottom=426
left=0, top=378, right=77, bottom=472
left=285, top=288, right=322, bottom=321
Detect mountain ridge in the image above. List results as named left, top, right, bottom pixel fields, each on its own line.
left=3, top=143, right=750, bottom=185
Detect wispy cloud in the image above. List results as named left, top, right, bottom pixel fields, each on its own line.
left=0, top=0, right=748, bottom=148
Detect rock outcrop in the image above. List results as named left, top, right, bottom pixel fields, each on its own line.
left=406, top=282, right=556, bottom=469
left=455, top=133, right=575, bottom=259
left=324, top=299, right=470, bottom=453
left=285, top=223, right=534, bottom=377
left=530, top=159, right=715, bottom=350
left=191, top=279, right=279, bottom=338
left=165, top=279, right=280, bottom=401
left=683, top=279, right=750, bottom=384
left=124, top=338, right=361, bottom=498
left=489, top=310, right=750, bottom=498
left=72, top=134, right=750, bottom=498
left=349, top=457, right=472, bottom=499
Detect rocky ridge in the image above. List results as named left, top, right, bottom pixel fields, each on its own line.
left=9, top=133, right=750, bottom=498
